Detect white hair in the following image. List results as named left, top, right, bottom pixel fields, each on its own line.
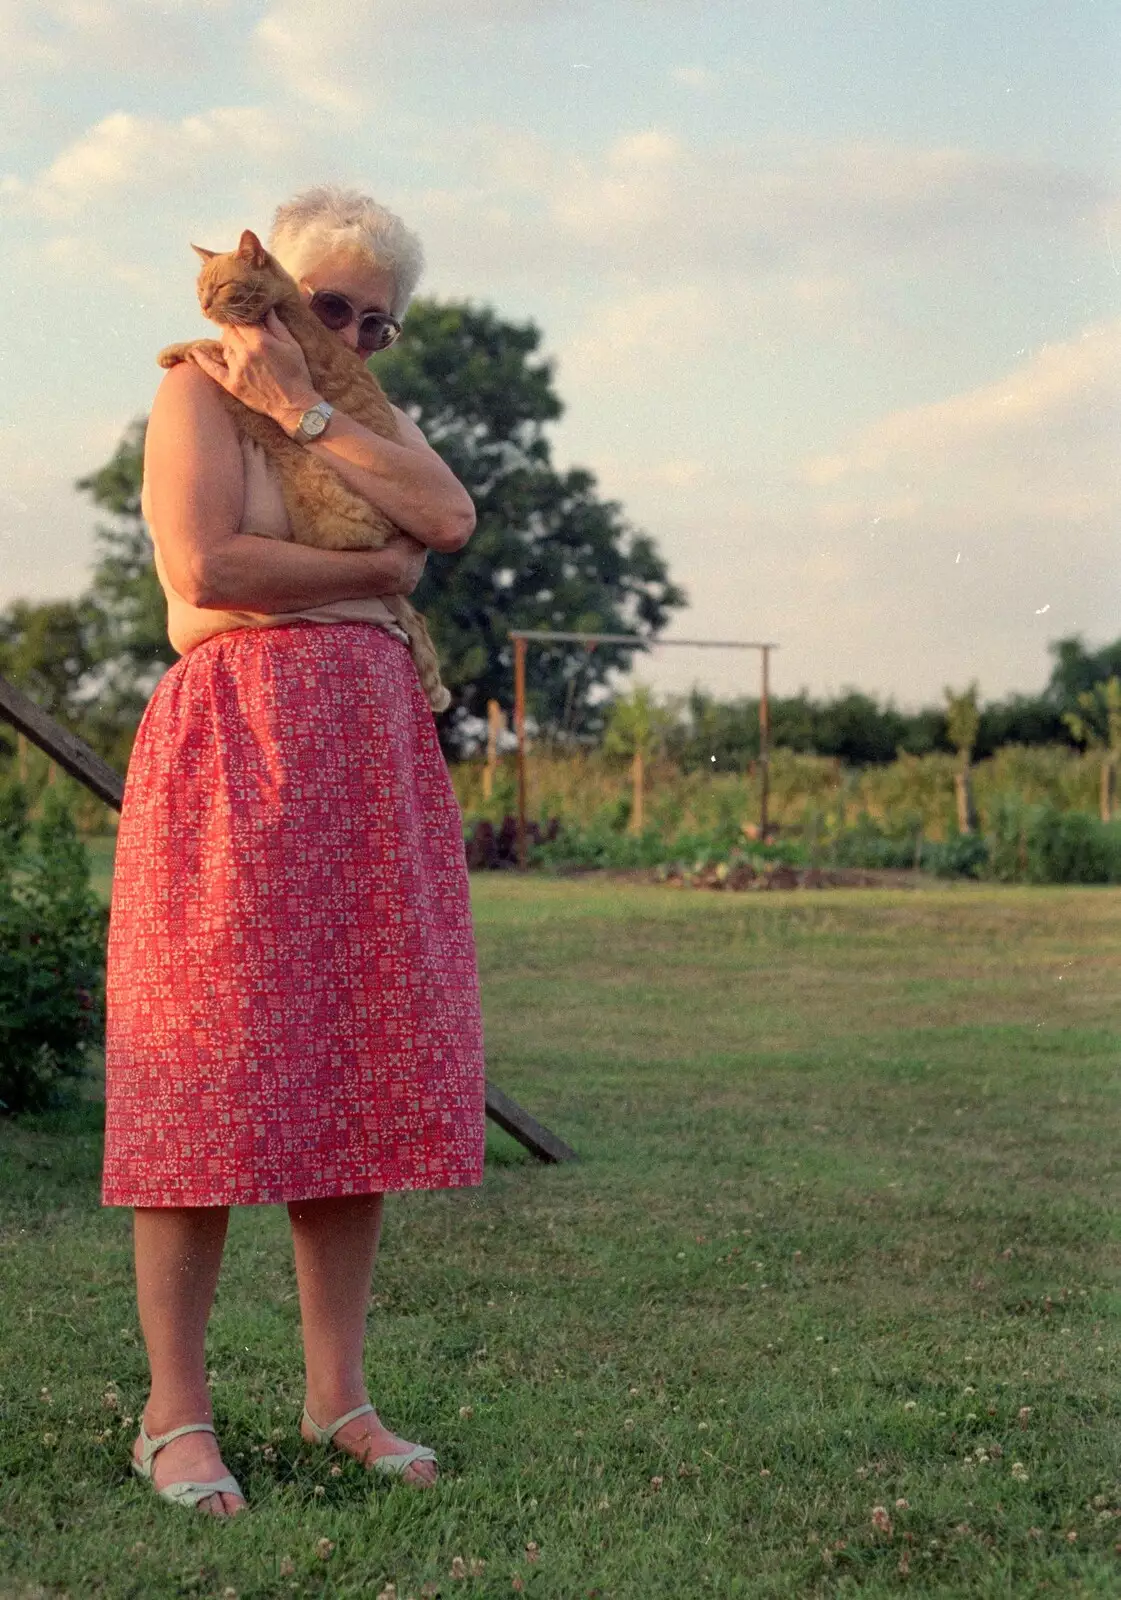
left=268, top=184, right=425, bottom=320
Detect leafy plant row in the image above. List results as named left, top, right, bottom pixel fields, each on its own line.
left=467, top=800, right=1121, bottom=886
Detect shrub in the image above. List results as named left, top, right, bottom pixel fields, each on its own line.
left=813, top=811, right=993, bottom=877
left=0, top=778, right=108, bottom=1116
left=921, top=832, right=990, bottom=879
left=1022, top=806, right=1121, bottom=885
left=530, top=818, right=668, bottom=871
left=525, top=817, right=799, bottom=874
left=984, top=797, right=1121, bottom=884
left=987, top=794, right=1035, bottom=883
left=829, top=813, right=921, bottom=870
left=448, top=749, right=1121, bottom=873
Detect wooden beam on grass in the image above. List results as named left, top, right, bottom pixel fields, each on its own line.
left=485, top=1079, right=578, bottom=1163
left=0, top=670, right=579, bottom=1165
left=0, top=673, right=124, bottom=810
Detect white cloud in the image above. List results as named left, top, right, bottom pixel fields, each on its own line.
left=552, top=130, right=683, bottom=239
left=596, top=318, right=1121, bottom=703
left=253, top=0, right=575, bottom=114
left=0, top=0, right=231, bottom=76
left=389, top=123, right=1116, bottom=310
left=559, top=284, right=717, bottom=389
left=803, top=318, right=1121, bottom=508
left=752, top=319, right=1121, bottom=696
left=2, top=107, right=295, bottom=218
left=252, top=0, right=715, bottom=111
left=253, top=0, right=371, bottom=117
left=37, top=231, right=148, bottom=288
left=546, top=133, right=1111, bottom=277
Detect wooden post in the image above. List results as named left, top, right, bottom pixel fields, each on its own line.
left=759, top=644, right=772, bottom=840
left=485, top=1080, right=578, bottom=1163
left=629, top=748, right=644, bottom=833
left=955, top=765, right=978, bottom=834
left=514, top=635, right=528, bottom=869
left=483, top=698, right=503, bottom=801
left=17, top=729, right=28, bottom=785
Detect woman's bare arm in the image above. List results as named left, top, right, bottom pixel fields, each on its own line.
left=293, top=404, right=476, bottom=554
left=145, top=361, right=425, bottom=610
left=145, top=361, right=244, bottom=606
left=201, top=528, right=427, bottom=611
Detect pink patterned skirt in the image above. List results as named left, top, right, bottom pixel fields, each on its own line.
left=100, top=622, right=486, bottom=1207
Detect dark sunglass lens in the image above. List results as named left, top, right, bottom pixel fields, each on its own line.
left=311, top=293, right=352, bottom=331
left=358, top=316, right=398, bottom=353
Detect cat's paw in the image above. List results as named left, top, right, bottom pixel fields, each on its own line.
left=157, top=339, right=222, bottom=369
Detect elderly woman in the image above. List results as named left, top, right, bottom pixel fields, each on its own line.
left=100, top=187, right=486, bottom=1514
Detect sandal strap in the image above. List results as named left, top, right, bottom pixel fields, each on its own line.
left=137, top=1420, right=216, bottom=1470
left=141, top=1469, right=244, bottom=1508
left=369, top=1444, right=438, bottom=1475
left=301, top=1405, right=438, bottom=1474
left=302, top=1402, right=377, bottom=1444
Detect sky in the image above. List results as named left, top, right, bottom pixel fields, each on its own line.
left=1, top=0, right=1119, bottom=709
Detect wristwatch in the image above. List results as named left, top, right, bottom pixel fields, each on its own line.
left=292, top=400, right=334, bottom=443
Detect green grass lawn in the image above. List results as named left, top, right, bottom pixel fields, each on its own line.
left=1, top=871, right=1120, bottom=1598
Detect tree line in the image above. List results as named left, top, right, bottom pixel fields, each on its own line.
left=658, top=642, right=1121, bottom=773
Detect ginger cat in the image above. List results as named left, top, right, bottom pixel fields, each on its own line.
left=158, top=229, right=451, bottom=713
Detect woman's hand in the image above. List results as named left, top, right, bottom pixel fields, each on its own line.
left=189, top=310, right=320, bottom=431
left=382, top=531, right=429, bottom=596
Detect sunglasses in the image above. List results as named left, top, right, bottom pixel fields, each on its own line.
left=307, top=290, right=401, bottom=354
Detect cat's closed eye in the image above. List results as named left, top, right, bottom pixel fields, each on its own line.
left=201, top=273, right=269, bottom=324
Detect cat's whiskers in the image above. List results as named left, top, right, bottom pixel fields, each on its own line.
left=210, top=288, right=267, bottom=325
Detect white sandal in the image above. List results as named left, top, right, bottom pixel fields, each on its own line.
left=301, top=1402, right=437, bottom=1480
left=131, top=1420, right=245, bottom=1510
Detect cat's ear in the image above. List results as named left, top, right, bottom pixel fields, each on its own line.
left=191, top=244, right=217, bottom=261
left=237, top=229, right=269, bottom=267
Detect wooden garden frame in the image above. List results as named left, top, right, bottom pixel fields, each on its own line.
left=0, top=670, right=576, bottom=1165
left=509, top=630, right=779, bottom=870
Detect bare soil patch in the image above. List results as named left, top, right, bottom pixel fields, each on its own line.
left=542, top=863, right=945, bottom=891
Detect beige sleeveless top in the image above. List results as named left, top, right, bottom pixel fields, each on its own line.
left=143, top=435, right=410, bottom=657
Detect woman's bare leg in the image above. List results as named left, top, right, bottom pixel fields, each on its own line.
left=131, top=1205, right=247, bottom=1515
left=288, top=1192, right=437, bottom=1486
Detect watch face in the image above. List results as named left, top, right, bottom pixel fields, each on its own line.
left=302, top=409, right=327, bottom=437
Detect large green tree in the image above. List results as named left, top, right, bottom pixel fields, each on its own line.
left=944, top=681, right=981, bottom=833
left=1046, top=634, right=1121, bottom=713
left=375, top=301, right=686, bottom=749
left=1063, top=675, right=1121, bottom=822
left=602, top=685, right=677, bottom=833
